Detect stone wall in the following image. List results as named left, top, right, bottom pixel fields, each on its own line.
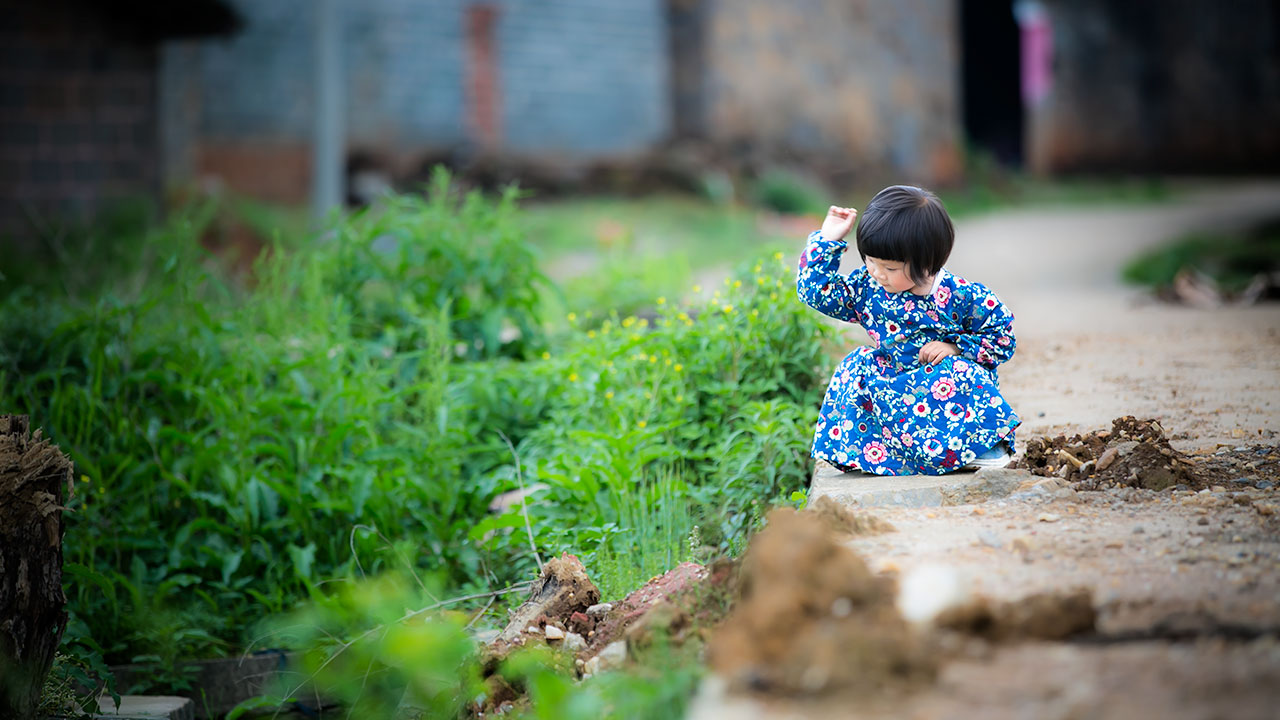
left=1027, top=0, right=1280, bottom=174
left=685, top=0, right=962, bottom=186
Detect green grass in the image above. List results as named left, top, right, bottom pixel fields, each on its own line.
left=1122, top=217, right=1280, bottom=293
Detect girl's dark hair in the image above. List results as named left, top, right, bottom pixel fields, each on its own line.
left=855, top=185, right=954, bottom=286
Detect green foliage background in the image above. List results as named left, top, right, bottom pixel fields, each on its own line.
left=0, top=170, right=833, bottom=691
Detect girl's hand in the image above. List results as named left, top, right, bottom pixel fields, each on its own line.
left=919, top=341, right=960, bottom=365
left=820, top=206, right=857, bottom=241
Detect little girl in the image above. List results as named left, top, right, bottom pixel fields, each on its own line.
left=796, top=185, right=1020, bottom=476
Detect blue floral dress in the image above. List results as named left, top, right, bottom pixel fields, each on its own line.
left=797, top=231, right=1021, bottom=475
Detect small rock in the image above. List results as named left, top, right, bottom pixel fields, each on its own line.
left=1090, top=445, right=1121, bottom=468
left=897, top=564, right=971, bottom=625
left=586, top=603, right=613, bottom=618
left=1187, top=536, right=1205, bottom=547
left=977, top=531, right=1002, bottom=548
left=544, top=625, right=565, bottom=640
left=526, top=625, right=540, bottom=635
left=1211, top=485, right=1227, bottom=493
left=563, top=632, right=586, bottom=652
left=831, top=597, right=853, bottom=618
left=1132, top=525, right=1145, bottom=534
left=1174, top=484, right=1190, bottom=492
left=1037, top=512, right=1061, bottom=523
left=597, top=640, right=627, bottom=669
left=1257, top=481, right=1274, bottom=490
left=1197, top=516, right=1209, bottom=526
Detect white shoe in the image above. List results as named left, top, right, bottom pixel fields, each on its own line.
left=963, top=442, right=1014, bottom=470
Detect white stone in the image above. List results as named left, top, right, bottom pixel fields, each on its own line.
left=597, top=640, right=628, bottom=669
left=563, top=632, right=586, bottom=652
left=544, top=624, right=565, bottom=640
left=897, top=564, right=971, bottom=626
left=586, top=602, right=613, bottom=617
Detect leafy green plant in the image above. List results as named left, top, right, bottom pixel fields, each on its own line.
left=1, top=178, right=837, bottom=685
left=751, top=168, right=828, bottom=216
left=1121, top=220, right=1280, bottom=294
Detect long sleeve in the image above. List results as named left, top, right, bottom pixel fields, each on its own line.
left=796, top=231, right=865, bottom=324
left=951, top=281, right=1016, bottom=369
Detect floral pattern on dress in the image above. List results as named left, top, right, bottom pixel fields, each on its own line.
left=797, top=231, right=1021, bottom=475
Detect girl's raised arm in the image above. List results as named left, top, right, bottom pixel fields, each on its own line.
left=796, top=231, right=866, bottom=324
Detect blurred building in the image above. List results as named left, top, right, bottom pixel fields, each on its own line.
left=0, top=0, right=238, bottom=243
left=2, top=0, right=1278, bottom=240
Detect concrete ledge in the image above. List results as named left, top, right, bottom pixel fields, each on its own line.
left=808, top=461, right=1034, bottom=508
left=94, top=696, right=194, bottom=720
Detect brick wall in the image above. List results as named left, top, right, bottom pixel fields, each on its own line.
left=0, top=2, right=159, bottom=243
left=166, top=0, right=672, bottom=201
left=1028, top=0, right=1280, bottom=174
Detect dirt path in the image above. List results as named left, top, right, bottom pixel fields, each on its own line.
left=689, top=182, right=1280, bottom=719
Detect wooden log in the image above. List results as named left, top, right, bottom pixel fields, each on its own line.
left=0, top=415, right=74, bottom=719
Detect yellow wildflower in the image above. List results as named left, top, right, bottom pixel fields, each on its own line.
left=638, top=420, right=647, bottom=429
left=674, top=363, right=683, bottom=372
left=587, top=330, right=597, bottom=339
left=693, top=284, right=702, bottom=293
left=657, top=296, right=666, bottom=305
left=774, top=251, right=784, bottom=260
left=606, top=391, right=614, bottom=399
left=541, top=351, right=551, bottom=360
left=567, top=312, right=577, bottom=322
left=733, top=280, right=742, bottom=289
left=569, top=373, right=579, bottom=382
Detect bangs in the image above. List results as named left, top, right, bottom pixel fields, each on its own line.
left=855, top=185, right=954, bottom=285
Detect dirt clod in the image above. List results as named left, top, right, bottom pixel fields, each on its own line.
left=1015, top=416, right=1211, bottom=491
left=935, top=589, right=1096, bottom=642
left=494, top=553, right=600, bottom=645
left=707, top=508, right=935, bottom=695
left=805, top=495, right=895, bottom=536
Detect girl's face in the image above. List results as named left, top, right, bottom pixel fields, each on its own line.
left=864, top=256, right=928, bottom=294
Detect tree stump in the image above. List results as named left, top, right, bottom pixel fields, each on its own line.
left=0, top=415, right=74, bottom=718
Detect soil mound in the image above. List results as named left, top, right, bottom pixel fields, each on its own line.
left=586, top=561, right=708, bottom=655
left=707, top=508, right=935, bottom=695
left=1014, top=416, right=1210, bottom=491
left=805, top=495, right=895, bottom=536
